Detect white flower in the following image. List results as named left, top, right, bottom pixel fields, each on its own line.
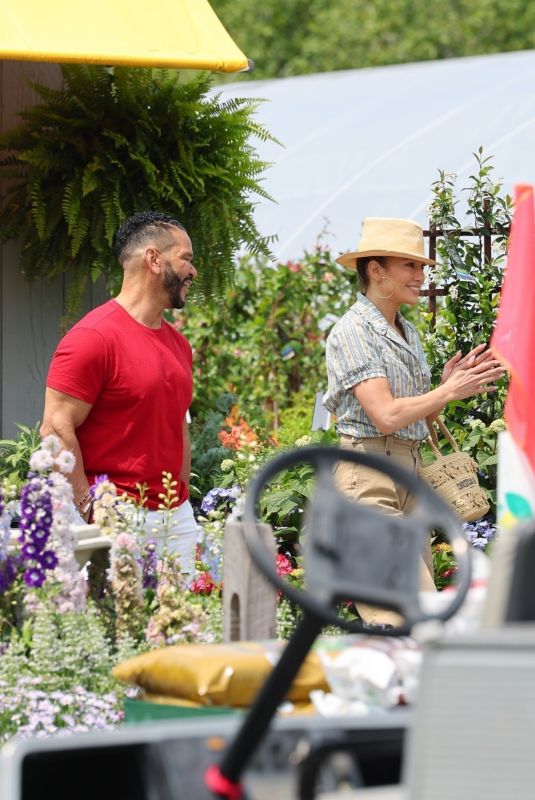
left=220, top=459, right=235, bottom=472
left=295, top=435, right=312, bottom=447
left=448, top=285, right=459, bottom=300
left=469, top=419, right=485, bottom=430
left=55, top=450, right=76, bottom=474
left=489, top=419, right=506, bottom=432
left=29, top=449, right=55, bottom=473
left=40, top=434, right=63, bottom=456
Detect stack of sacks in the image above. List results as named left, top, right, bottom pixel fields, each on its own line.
left=114, top=640, right=330, bottom=714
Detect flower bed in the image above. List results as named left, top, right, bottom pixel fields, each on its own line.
left=0, top=436, right=226, bottom=743
left=1, top=427, right=499, bottom=743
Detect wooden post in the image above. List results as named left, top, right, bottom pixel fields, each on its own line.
left=223, top=520, right=278, bottom=641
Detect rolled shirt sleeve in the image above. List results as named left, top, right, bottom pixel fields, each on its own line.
left=323, top=294, right=431, bottom=440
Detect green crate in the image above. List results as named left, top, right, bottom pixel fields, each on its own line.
left=123, top=697, right=240, bottom=724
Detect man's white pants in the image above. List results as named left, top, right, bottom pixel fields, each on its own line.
left=138, top=499, right=200, bottom=575
left=74, top=499, right=200, bottom=575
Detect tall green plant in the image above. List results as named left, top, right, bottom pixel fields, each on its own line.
left=412, top=149, right=512, bottom=512
left=422, top=148, right=511, bottom=426
left=0, top=66, right=276, bottom=320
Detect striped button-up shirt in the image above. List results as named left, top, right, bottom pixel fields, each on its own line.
left=323, top=293, right=431, bottom=441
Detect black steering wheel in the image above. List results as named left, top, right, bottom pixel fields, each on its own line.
left=242, top=446, right=472, bottom=636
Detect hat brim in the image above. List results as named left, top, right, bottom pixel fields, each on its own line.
left=336, top=249, right=436, bottom=269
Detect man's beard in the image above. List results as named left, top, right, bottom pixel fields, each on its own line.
left=163, top=261, right=188, bottom=310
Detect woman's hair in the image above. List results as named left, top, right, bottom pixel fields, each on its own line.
left=356, top=256, right=385, bottom=293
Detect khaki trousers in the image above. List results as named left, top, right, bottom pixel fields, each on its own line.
left=335, top=434, right=436, bottom=626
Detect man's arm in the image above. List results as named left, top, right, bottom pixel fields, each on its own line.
left=181, top=416, right=191, bottom=487
left=40, top=387, right=93, bottom=513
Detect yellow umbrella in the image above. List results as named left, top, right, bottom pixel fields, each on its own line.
left=0, top=0, right=250, bottom=72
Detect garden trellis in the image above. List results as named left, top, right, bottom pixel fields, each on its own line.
left=421, top=212, right=510, bottom=329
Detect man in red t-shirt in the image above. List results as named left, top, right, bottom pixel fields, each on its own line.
left=41, top=211, right=199, bottom=571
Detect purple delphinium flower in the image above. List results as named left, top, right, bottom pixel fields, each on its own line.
left=21, top=543, right=40, bottom=560
left=23, top=567, right=46, bottom=588
left=1, top=485, right=12, bottom=563
left=18, top=477, right=57, bottom=588
left=0, top=555, right=19, bottom=593
left=141, top=540, right=158, bottom=590
left=38, top=550, right=59, bottom=570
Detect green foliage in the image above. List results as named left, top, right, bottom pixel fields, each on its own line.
left=213, top=0, right=535, bottom=79
left=275, top=389, right=337, bottom=449
left=432, top=544, right=457, bottom=591
left=0, top=65, right=276, bottom=321
left=183, top=243, right=354, bottom=436
left=449, top=418, right=506, bottom=509
left=0, top=422, right=41, bottom=487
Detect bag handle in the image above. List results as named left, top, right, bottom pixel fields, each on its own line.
left=425, top=416, right=460, bottom=455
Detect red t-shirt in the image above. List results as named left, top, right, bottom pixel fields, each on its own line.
left=47, top=300, right=192, bottom=509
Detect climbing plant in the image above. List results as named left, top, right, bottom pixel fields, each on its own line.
left=422, top=148, right=511, bottom=426
left=0, top=66, right=276, bottom=320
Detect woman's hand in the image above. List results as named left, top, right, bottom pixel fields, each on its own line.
left=443, top=356, right=506, bottom=400
left=440, top=343, right=494, bottom=383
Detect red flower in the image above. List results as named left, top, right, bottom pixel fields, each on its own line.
left=190, top=572, right=216, bottom=595
left=276, top=554, right=293, bottom=576
left=440, top=567, right=458, bottom=580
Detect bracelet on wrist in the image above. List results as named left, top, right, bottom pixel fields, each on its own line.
left=81, top=499, right=94, bottom=522
left=75, top=489, right=92, bottom=513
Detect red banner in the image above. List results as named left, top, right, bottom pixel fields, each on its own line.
left=491, top=184, right=535, bottom=473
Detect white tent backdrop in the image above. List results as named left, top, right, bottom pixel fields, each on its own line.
left=217, top=49, right=535, bottom=261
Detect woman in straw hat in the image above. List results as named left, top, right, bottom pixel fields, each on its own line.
left=323, top=217, right=504, bottom=621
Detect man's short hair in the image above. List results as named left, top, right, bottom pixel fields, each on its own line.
left=114, top=211, right=186, bottom=264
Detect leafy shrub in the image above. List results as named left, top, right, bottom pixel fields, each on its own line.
left=0, top=422, right=41, bottom=487
left=183, top=242, right=354, bottom=436
left=189, top=393, right=237, bottom=499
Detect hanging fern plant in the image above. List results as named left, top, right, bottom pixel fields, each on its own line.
left=0, top=65, right=276, bottom=319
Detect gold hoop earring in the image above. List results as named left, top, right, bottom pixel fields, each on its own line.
left=376, top=275, right=394, bottom=300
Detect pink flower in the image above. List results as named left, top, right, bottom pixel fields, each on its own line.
left=286, top=261, right=302, bottom=273
left=114, top=533, right=138, bottom=552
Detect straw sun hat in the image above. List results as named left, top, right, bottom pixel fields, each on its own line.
left=336, top=217, right=436, bottom=269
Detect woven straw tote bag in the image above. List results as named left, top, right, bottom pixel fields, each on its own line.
left=418, top=417, right=490, bottom=522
